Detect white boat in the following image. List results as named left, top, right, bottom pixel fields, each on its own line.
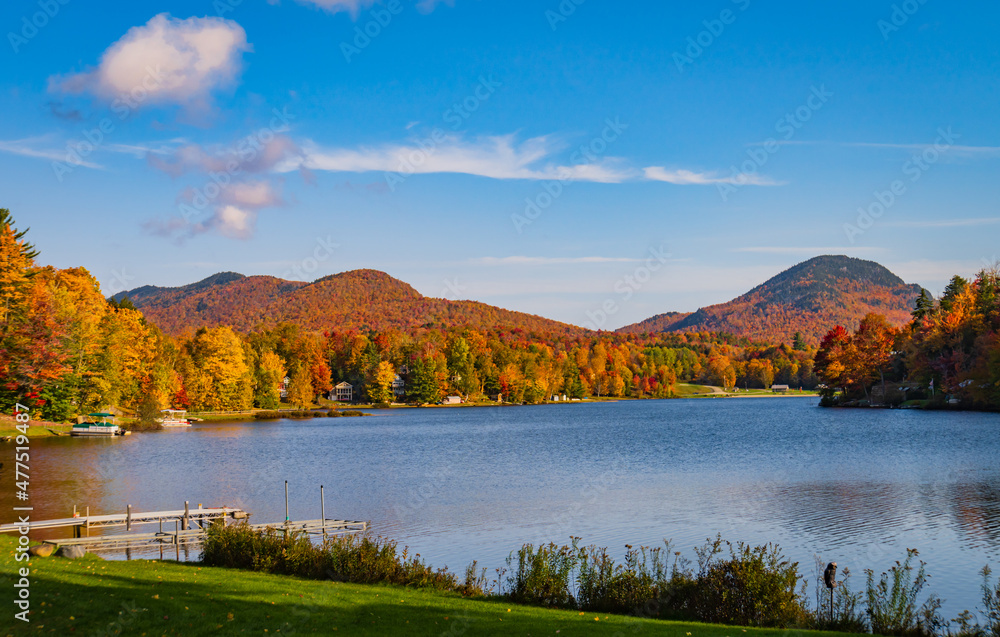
left=158, top=409, right=192, bottom=427
left=72, top=413, right=127, bottom=437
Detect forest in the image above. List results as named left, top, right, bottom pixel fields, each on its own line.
left=815, top=269, right=1000, bottom=410
left=1, top=209, right=818, bottom=421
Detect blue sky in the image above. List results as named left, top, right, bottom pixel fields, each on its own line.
left=1, top=0, right=998, bottom=329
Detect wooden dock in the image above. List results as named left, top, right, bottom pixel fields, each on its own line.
left=1, top=500, right=367, bottom=557
left=52, top=518, right=368, bottom=552
left=3, top=485, right=366, bottom=557
left=0, top=502, right=246, bottom=538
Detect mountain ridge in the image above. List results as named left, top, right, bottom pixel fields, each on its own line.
left=618, top=255, right=922, bottom=344
left=113, top=269, right=584, bottom=336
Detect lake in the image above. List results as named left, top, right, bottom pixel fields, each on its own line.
left=8, top=397, right=1000, bottom=618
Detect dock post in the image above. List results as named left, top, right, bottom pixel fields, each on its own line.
left=126, top=504, right=132, bottom=531
left=321, top=485, right=326, bottom=538
left=285, top=481, right=289, bottom=522
left=183, top=501, right=189, bottom=531
left=85, top=507, right=90, bottom=537
left=175, top=520, right=180, bottom=561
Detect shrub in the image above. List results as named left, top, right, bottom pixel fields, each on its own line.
left=576, top=542, right=687, bottom=617
left=504, top=540, right=579, bottom=607
left=685, top=537, right=808, bottom=628
left=865, top=549, right=944, bottom=637
left=201, top=523, right=456, bottom=590
left=984, top=566, right=1000, bottom=637
left=326, top=410, right=342, bottom=418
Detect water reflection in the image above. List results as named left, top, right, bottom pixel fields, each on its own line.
left=4, top=399, right=999, bottom=616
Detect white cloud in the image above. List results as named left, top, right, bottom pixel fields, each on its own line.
left=148, top=135, right=302, bottom=176
left=643, top=166, right=781, bottom=186
left=733, top=246, right=886, bottom=255
left=883, top=217, right=1000, bottom=229
left=474, top=256, right=646, bottom=266
left=50, top=14, right=250, bottom=114
left=214, top=205, right=254, bottom=239
left=145, top=179, right=283, bottom=241
left=769, top=139, right=1000, bottom=159
left=284, top=0, right=452, bottom=16
left=284, top=134, right=636, bottom=183
left=0, top=136, right=104, bottom=169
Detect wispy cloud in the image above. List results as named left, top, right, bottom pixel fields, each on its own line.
left=282, top=0, right=453, bottom=16
left=474, top=256, right=647, bottom=266
left=0, top=137, right=104, bottom=169
left=733, top=246, right=886, bottom=255
left=285, top=134, right=636, bottom=183
left=643, top=166, right=782, bottom=186
left=883, top=217, right=1000, bottom=228
left=281, top=134, right=780, bottom=186
left=765, top=139, right=1000, bottom=158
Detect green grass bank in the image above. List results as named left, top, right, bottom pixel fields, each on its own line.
left=2, top=535, right=865, bottom=637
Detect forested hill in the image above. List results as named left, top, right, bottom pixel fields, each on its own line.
left=114, top=269, right=586, bottom=336
left=619, top=255, right=923, bottom=345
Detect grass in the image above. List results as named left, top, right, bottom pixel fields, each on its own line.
left=0, top=421, right=74, bottom=439
left=1, top=535, right=865, bottom=637
left=675, top=383, right=721, bottom=397
left=673, top=385, right=819, bottom=398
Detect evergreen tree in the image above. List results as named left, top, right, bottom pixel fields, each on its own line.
left=940, top=276, right=968, bottom=313
left=912, top=288, right=936, bottom=322
left=792, top=332, right=806, bottom=351
left=406, top=357, right=440, bottom=404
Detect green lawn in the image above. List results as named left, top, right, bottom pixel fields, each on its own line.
left=0, top=421, right=74, bottom=439
left=2, top=536, right=862, bottom=637
left=674, top=383, right=720, bottom=397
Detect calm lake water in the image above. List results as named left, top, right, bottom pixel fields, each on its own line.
left=8, top=398, right=1000, bottom=618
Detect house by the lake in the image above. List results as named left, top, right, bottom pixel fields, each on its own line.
left=330, top=382, right=354, bottom=402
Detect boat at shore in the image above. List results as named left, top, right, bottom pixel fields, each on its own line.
left=158, top=409, right=192, bottom=428
left=71, top=413, right=128, bottom=437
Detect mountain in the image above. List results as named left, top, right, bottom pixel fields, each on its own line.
left=618, top=255, right=923, bottom=345
left=113, top=269, right=585, bottom=336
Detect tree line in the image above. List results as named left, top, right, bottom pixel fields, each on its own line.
left=1, top=209, right=819, bottom=421
left=815, top=268, right=1000, bottom=409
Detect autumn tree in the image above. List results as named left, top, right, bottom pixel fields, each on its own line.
left=286, top=365, right=314, bottom=408
left=184, top=326, right=253, bottom=411
left=255, top=350, right=286, bottom=409
left=368, top=360, right=397, bottom=404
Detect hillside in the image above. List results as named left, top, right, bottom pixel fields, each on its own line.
left=114, top=269, right=585, bottom=336
left=619, top=256, right=923, bottom=345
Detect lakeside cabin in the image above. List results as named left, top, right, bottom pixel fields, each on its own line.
left=392, top=375, right=405, bottom=398
left=771, top=384, right=790, bottom=393
left=441, top=396, right=463, bottom=405
left=330, top=382, right=354, bottom=402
